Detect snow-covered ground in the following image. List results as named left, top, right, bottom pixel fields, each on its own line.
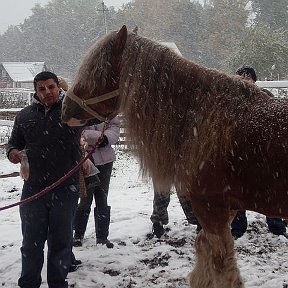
left=0, top=148, right=288, bottom=288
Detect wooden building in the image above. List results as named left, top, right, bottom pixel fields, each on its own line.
left=0, top=62, right=47, bottom=89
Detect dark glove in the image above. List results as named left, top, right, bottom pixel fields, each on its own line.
left=98, top=135, right=109, bottom=148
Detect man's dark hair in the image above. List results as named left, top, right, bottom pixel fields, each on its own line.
left=33, top=71, right=59, bottom=90
left=236, top=65, right=257, bottom=82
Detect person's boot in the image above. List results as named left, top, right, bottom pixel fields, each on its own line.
left=178, top=196, right=199, bottom=225
left=231, top=211, right=248, bottom=239
left=266, top=217, right=287, bottom=236
left=73, top=207, right=91, bottom=247
left=152, top=222, right=165, bottom=238
left=196, top=223, right=202, bottom=234
left=73, top=233, right=84, bottom=247
left=94, top=206, right=114, bottom=248
left=69, top=252, right=82, bottom=273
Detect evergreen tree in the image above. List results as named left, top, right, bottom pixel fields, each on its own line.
left=0, top=0, right=287, bottom=79
left=0, top=0, right=108, bottom=77
left=228, top=25, right=288, bottom=80
left=0, top=25, right=24, bottom=62
left=250, top=0, right=288, bottom=32
left=199, top=0, right=250, bottom=69
left=116, top=0, right=203, bottom=61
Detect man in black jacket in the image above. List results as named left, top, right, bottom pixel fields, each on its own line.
left=6, top=71, right=82, bottom=288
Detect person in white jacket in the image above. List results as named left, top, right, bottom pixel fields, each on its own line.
left=73, top=116, right=120, bottom=248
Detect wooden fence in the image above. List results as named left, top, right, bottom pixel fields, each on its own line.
left=0, top=88, right=34, bottom=108
left=0, top=119, right=13, bottom=147
left=1, top=82, right=287, bottom=148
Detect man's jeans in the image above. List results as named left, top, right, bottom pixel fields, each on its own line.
left=18, top=184, right=79, bottom=288
left=231, top=210, right=286, bottom=237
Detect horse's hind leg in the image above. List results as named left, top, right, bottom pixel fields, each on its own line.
left=188, top=205, right=244, bottom=288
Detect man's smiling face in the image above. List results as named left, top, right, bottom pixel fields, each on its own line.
left=36, top=79, right=60, bottom=107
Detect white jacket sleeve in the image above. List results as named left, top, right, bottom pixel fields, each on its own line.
left=82, top=116, right=120, bottom=146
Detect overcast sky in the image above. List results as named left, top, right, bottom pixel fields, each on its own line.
left=0, top=0, right=130, bottom=34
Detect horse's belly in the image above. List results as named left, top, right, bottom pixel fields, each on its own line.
left=228, top=145, right=288, bottom=218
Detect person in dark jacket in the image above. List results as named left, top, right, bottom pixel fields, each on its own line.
left=73, top=117, right=120, bottom=248
left=6, top=71, right=82, bottom=288
left=231, top=65, right=287, bottom=239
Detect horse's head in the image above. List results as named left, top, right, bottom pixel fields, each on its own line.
left=61, top=25, right=128, bottom=126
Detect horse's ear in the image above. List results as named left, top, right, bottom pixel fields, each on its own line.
left=114, top=25, right=128, bottom=53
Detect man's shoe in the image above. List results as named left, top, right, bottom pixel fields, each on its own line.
left=152, top=222, right=165, bottom=238
left=69, top=258, right=82, bottom=273
left=269, top=230, right=288, bottom=238
left=73, top=234, right=84, bottom=247
left=232, top=231, right=244, bottom=240
left=97, top=238, right=114, bottom=248
left=72, top=258, right=82, bottom=266
left=196, top=224, right=202, bottom=234
left=69, top=264, right=79, bottom=273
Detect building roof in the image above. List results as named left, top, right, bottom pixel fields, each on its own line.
left=159, top=42, right=182, bottom=56
left=1, top=62, right=46, bottom=82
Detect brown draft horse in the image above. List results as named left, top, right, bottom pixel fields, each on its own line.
left=61, top=25, right=288, bottom=287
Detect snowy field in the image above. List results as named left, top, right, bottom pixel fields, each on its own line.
left=0, top=148, right=288, bottom=288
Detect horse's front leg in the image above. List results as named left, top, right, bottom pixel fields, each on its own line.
left=188, top=203, right=244, bottom=288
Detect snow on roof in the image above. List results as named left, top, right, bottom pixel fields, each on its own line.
left=2, top=62, right=46, bottom=82
left=159, top=41, right=182, bottom=56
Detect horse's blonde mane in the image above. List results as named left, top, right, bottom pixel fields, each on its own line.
left=118, top=33, right=269, bottom=190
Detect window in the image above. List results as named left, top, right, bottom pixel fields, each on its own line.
left=1, top=69, right=7, bottom=78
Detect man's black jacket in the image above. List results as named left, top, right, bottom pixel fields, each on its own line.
left=6, top=97, right=82, bottom=189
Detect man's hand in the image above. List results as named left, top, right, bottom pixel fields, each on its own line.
left=8, top=149, right=22, bottom=164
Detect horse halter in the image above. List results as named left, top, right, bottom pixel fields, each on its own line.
left=66, top=89, right=120, bottom=121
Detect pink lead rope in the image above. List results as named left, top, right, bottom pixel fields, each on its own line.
left=0, top=123, right=106, bottom=212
